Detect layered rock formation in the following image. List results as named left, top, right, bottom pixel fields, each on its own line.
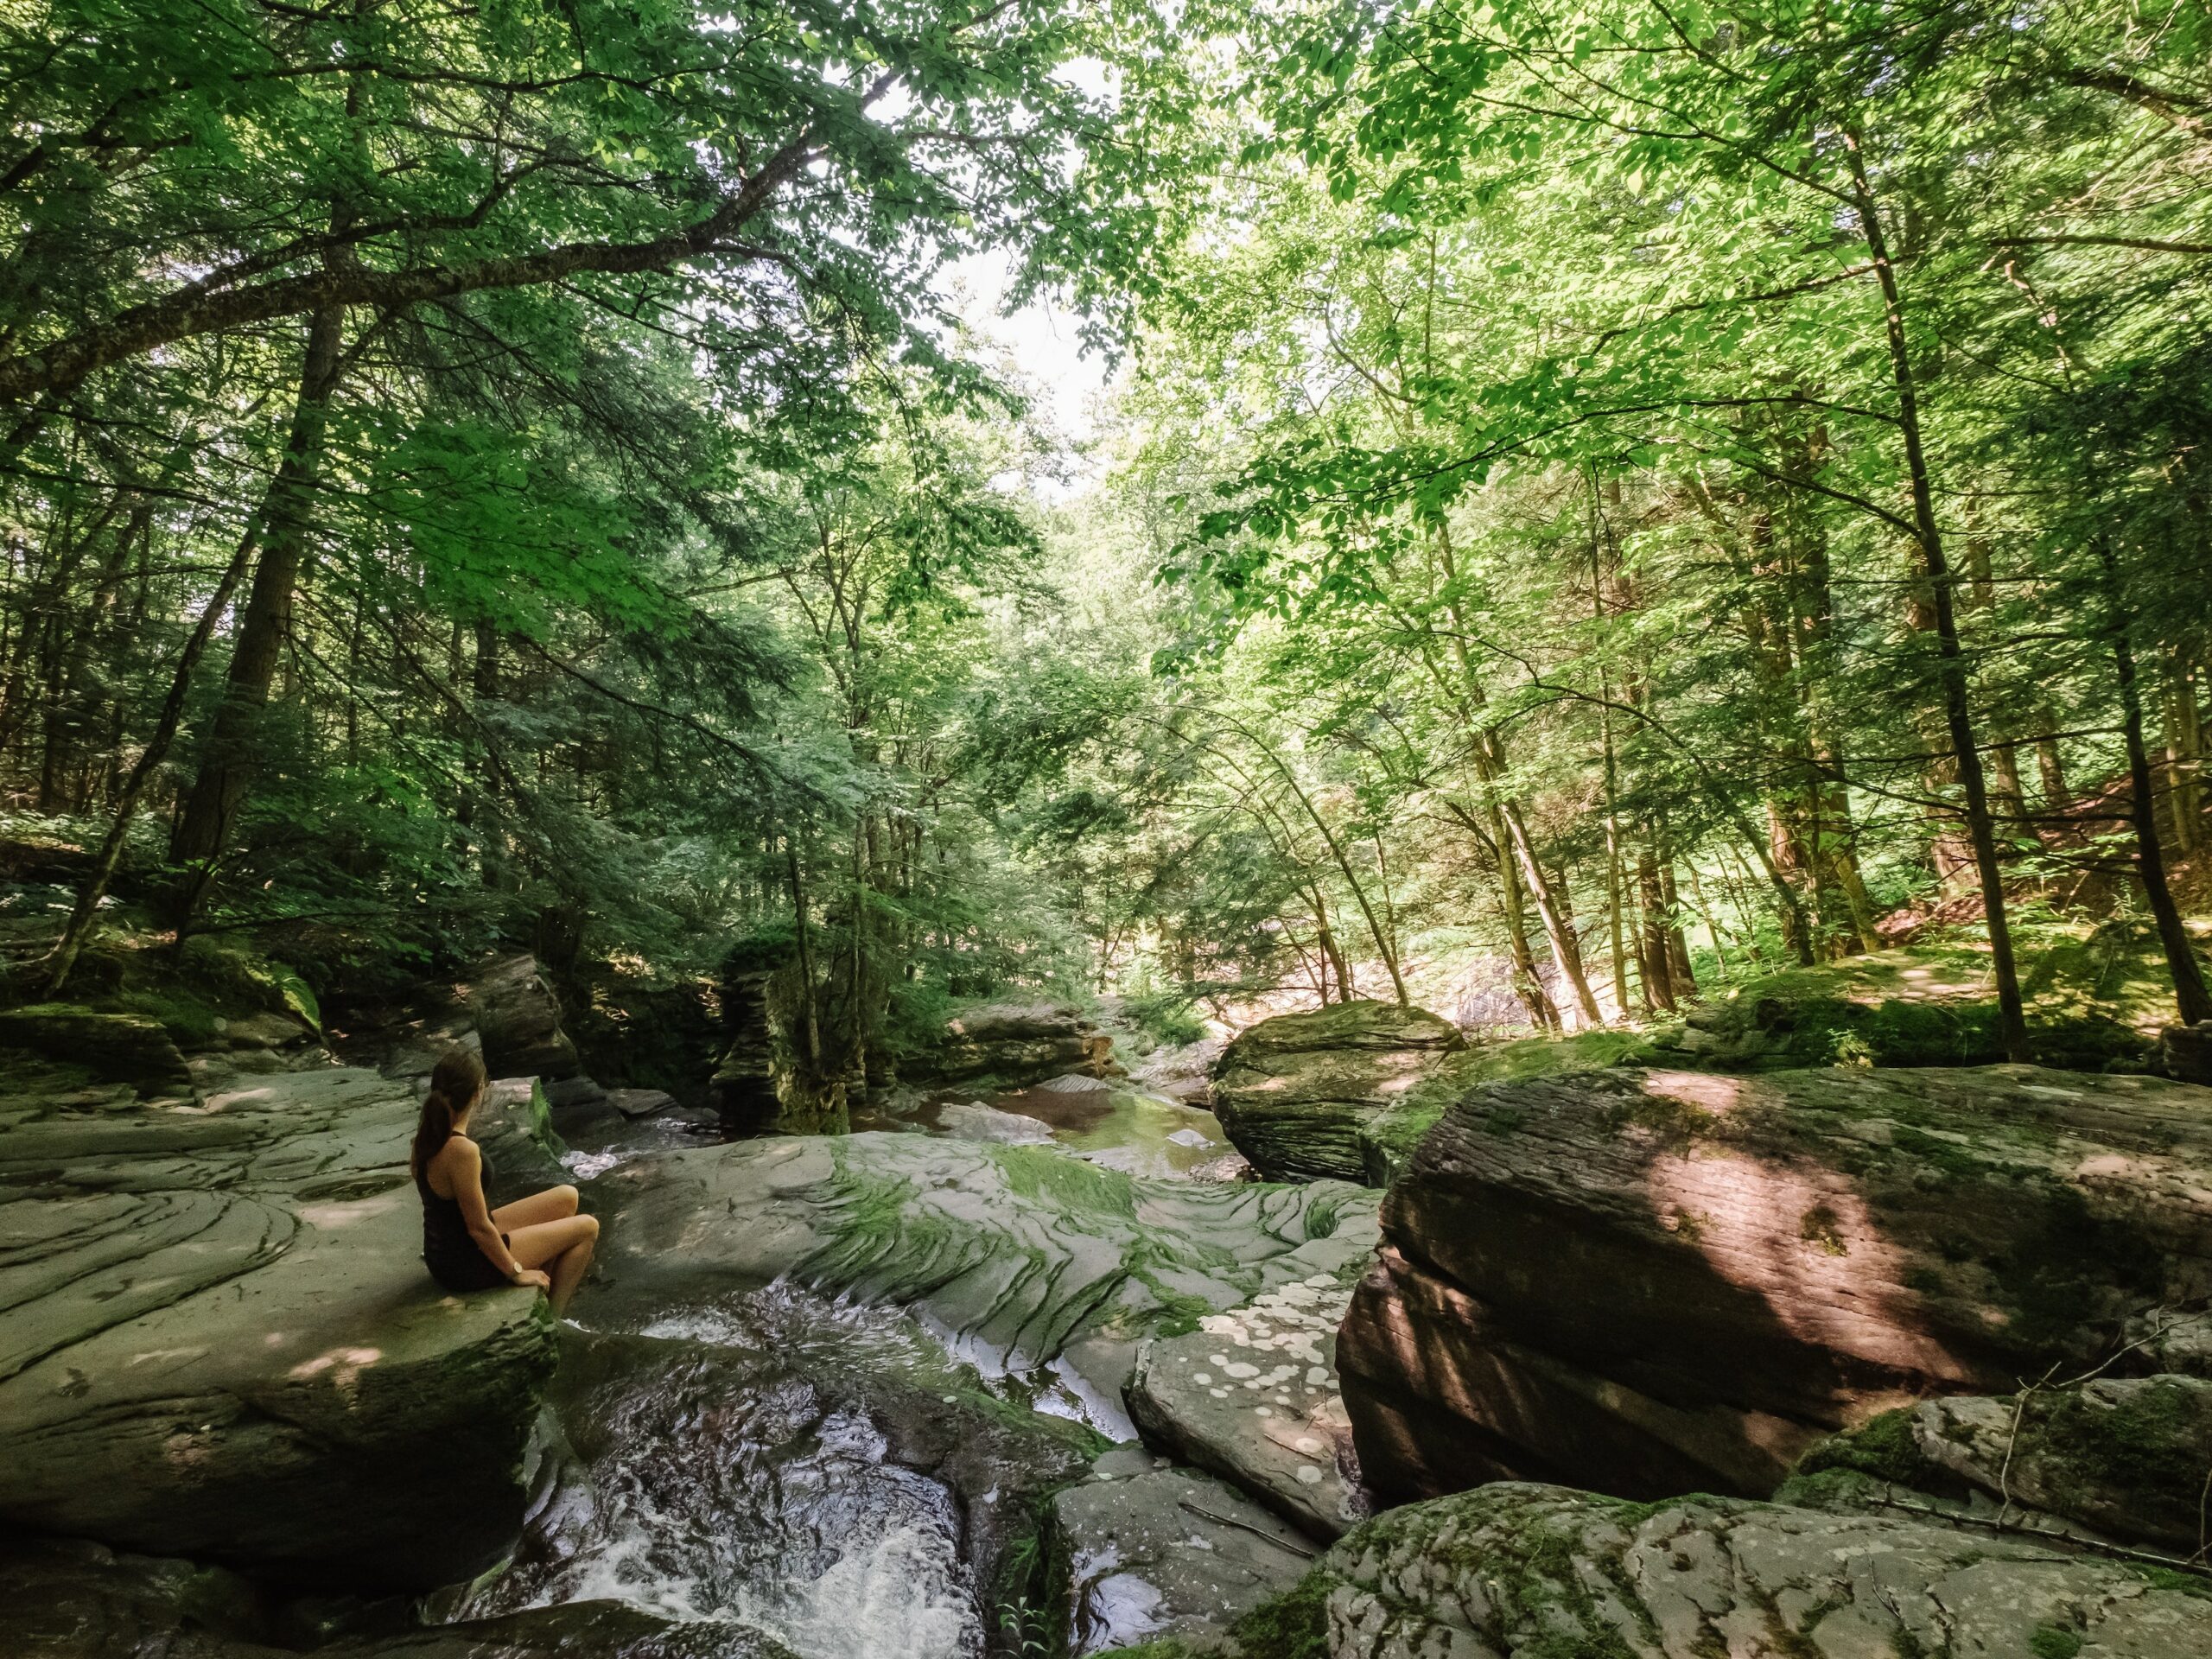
left=1304, top=1482, right=2212, bottom=1658
left=1789, top=1372, right=2212, bottom=1554
left=379, top=954, right=579, bottom=1084
left=588, top=1131, right=1376, bottom=1413
left=1209, top=1000, right=1464, bottom=1184
left=0, top=1065, right=560, bottom=1588
left=0, top=1001, right=191, bottom=1093
left=1338, top=1064, right=2212, bottom=1504
left=904, top=1001, right=1118, bottom=1088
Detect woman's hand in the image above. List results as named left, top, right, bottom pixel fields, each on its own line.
left=511, top=1268, right=552, bottom=1291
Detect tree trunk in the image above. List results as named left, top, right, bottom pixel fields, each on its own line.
left=43, top=524, right=263, bottom=995
left=167, top=302, right=346, bottom=882
left=2099, top=550, right=2212, bottom=1025
left=1847, top=137, right=2030, bottom=1063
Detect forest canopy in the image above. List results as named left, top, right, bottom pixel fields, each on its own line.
left=3, top=0, right=2209, bottom=1090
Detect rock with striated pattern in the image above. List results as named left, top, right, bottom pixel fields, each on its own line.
left=588, top=1131, right=1376, bottom=1412
left=1209, top=1001, right=1465, bottom=1184
left=1303, top=1482, right=2212, bottom=1658
left=379, top=954, right=580, bottom=1084
left=904, top=1001, right=1119, bottom=1088
left=0, top=1065, right=559, bottom=1589
left=1787, top=1373, right=2212, bottom=1554
left=1338, top=1064, right=2212, bottom=1507
left=0, top=1001, right=191, bottom=1094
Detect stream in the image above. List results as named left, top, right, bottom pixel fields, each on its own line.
left=474, top=1074, right=1236, bottom=1659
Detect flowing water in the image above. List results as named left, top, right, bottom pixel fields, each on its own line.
left=467, top=1071, right=1227, bottom=1657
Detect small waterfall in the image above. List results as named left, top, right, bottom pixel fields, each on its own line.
left=731, top=1523, right=980, bottom=1659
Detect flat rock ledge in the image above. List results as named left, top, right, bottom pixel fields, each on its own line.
left=1306, top=1482, right=2212, bottom=1659
left=1128, top=1269, right=1369, bottom=1541
left=1339, top=1063, right=2212, bottom=1505
left=1050, top=1449, right=1317, bottom=1656
left=0, top=1065, right=557, bottom=1589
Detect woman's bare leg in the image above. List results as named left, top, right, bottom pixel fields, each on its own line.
left=493, top=1184, right=579, bottom=1232
left=508, top=1213, right=600, bottom=1313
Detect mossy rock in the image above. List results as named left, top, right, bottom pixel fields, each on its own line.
left=1211, top=1000, right=1465, bottom=1184
left=1307, top=1482, right=2212, bottom=1658
left=1652, top=920, right=2184, bottom=1075
left=0, top=1002, right=188, bottom=1094
left=1792, top=1376, right=2212, bottom=1553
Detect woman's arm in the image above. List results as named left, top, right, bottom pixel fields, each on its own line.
left=446, top=1140, right=537, bottom=1285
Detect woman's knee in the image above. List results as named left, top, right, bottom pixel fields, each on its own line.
left=577, top=1211, right=600, bottom=1241
left=552, top=1184, right=580, bottom=1216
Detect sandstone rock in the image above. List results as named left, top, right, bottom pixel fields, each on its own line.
left=2130, top=1306, right=2212, bottom=1377
left=2164, top=1018, right=2212, bottom=1085
left=380, top=955, right=578, bottom=1084
left=1793, top=1374, right=2212, bottom=1554
left=1127, top=1035, right=1222, bottom=1106
left=1210, top=1001, right=1464, bottom=1184
left=906, top=1001, right=1118, bottom=1088
left=587, top=1133, right=1376, bottom=1409
left=1339, top=1065, right=2212, bottom=1506
left=1306, top=1482, right=2212, bottom=1659
left=472, top=1076, right=576, bottom=1205
left=1050, top=1457, right=1317, bottom=1656
left=0, top=1065, right=559, bottom=1589
left=708, top=964, right=779, bottom=1130
left=0, top=1001, right=190, bottom=1094
left=607, top=1087, right=678, bottom=1119
left=224, top=1008, right=316, bottom=1050
left=1128, top=1271, right=1370, bottom=1540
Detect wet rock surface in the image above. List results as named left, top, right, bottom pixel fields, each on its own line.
left=1209, top=1000, right=1464, bottom=1184
left=1306, top=1481, right=2212, bottom=1659
left=588, top=1131, right=1377, bottom=1414
left=1050, top=1450, right=1316, bottom=1656
left=0, top=1064, right=560, bottom=1589
left=1339, top=1063, right=2212, bottom=1505
left=1127, top=1272, right=1369, bottom=1541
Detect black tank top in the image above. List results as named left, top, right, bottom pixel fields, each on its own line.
left=417, top=1138, right=507, bottom=1292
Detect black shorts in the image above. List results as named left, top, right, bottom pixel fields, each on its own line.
left=424, top=1232, right=511, bottom=1293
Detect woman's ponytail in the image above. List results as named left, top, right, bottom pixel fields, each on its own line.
left=410, top=1046, right=488, bottom=1177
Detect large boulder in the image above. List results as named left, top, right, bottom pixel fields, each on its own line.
left=1338, top=1064, right=2212, bottom=1506
left=904, top=1001, right=1118, bottom=1088
left=380, top=954, right=579, bottom=1084
left=587, top=1131, right=1376, bottom=1414
left=1299, top=1482, right=2212, bottom=1658
left=0, top=1002, right=190, bottom=1095
left=1789, top=1373, right=2212, bottom=1554
left=0, top=1065, right=559, bottom=1589
left=1210, top=1000, right=1465, bottom=1184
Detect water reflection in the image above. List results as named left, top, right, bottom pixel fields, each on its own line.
left=856, top=1078, right=1230, bottom=1179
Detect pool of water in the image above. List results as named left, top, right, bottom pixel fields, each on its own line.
left=856, top=1077, right=1231, bottom=1179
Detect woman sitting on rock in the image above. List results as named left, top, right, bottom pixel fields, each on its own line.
left=411, top=1048, right=599, bottom=1313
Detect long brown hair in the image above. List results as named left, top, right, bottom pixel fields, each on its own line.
left=410, top=1047, right=488, bottom=1179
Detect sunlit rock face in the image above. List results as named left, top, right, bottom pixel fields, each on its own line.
left=1209, top=1000, right=1465, bottom=1184
left=0, top=1065, right=558, bottom=1590
left=1338, top=1064, right=2212, bottom=1504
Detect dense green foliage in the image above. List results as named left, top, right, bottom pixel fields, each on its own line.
left=2, top=0, right=2208, bottom=1085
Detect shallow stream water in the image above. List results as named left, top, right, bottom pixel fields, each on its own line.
left=475, top=1071, right=1229, bottom=1659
